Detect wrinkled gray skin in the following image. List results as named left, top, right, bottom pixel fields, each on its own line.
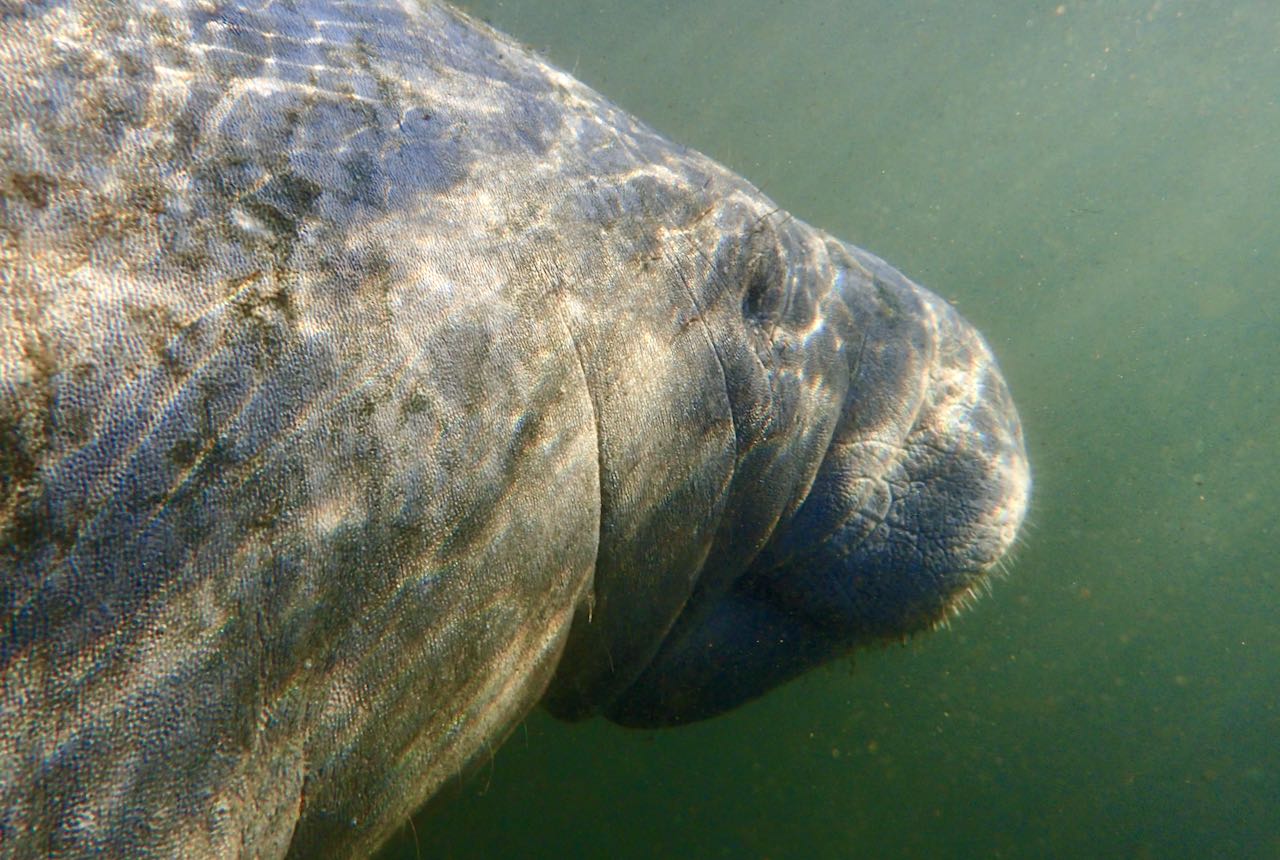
left=0, top=1, right=1030, bottom=857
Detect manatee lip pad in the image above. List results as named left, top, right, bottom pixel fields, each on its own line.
left=0, top=0, right=1029, bottom=856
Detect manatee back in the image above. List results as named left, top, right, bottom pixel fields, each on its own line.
left=0, top=1, right=610, bottom=855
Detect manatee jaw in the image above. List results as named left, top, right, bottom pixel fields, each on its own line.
left=602, top=245, right=1030, bottom=727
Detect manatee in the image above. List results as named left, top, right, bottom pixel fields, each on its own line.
left=0, top=1, right=1029, bottom=856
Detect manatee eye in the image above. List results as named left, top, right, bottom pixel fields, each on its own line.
left=741, top=241, right=787, bottom=329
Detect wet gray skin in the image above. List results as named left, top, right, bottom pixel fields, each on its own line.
left=0, top=1, right=1029, bottom=857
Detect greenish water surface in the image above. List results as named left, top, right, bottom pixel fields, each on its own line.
left=384, top=2, right=1279, bottom=857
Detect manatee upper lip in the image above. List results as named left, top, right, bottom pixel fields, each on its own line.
left=730, top=238, right=1030, bottom=639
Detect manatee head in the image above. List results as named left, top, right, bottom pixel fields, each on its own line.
left=545, top=195, right=1030, bottom=726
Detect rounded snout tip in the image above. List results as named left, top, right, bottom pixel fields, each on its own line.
left=923, top=291, right=1031, bottom=576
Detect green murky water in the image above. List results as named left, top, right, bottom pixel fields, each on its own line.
left=384, top=2, right=1279, bottom=857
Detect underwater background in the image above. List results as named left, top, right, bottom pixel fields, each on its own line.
left=382, top=1, right=1278, bottom=857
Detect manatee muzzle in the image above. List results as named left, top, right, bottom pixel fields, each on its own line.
left=603, top=244, right=1031, bottom=726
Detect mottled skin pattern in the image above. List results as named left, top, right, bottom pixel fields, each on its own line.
left=0, top=1, right=1029, bottom=857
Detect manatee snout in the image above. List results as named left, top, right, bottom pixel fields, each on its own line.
left=605, top=241, right=1030, bottom=727
left=770, top=245, right=1030, bottom=640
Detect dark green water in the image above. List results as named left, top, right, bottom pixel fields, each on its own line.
left=384, top=2, right=1279, bottom=857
